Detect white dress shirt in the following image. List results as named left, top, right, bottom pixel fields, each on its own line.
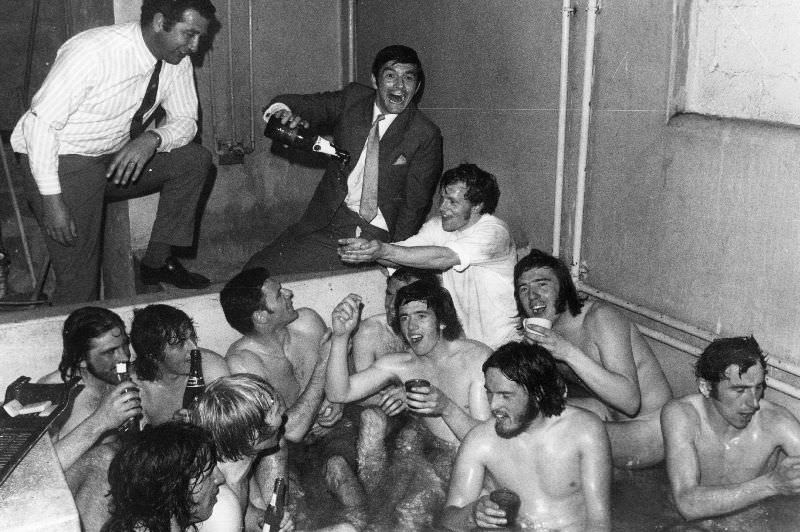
left=10, top=22, right=199, bottom=195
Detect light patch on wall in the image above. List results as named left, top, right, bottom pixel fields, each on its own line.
left=685, top=0, right=800, bottom=125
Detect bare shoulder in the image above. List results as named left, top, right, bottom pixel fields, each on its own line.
left=355, top=314, right=388, bottom=337
left=37, top=370, right=63, bottom=384
left=200, top=348, right=230, bottom=382
left=661, top=395, right=702, bottom=429
left=288, top=307, right=327, bottom=338
left=583, top=301, right=629, bottom=331
left=453, top=338, right=492, bottom=362
left=755, top=399, right=800, bottom=434
left=559, top=406, right=607, bottom=438
left=225, top=342, right=267, bottom=374
left=460, top=419, right=497, bottom=455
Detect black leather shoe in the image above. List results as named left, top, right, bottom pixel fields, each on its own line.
left=140, top=256, right=210, bottom=289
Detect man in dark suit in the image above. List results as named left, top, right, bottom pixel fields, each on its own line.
left=245, top=45, right=443, bottom=275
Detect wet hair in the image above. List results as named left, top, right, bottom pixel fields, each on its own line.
left=371, top=44, right=425, bottom=103
left=130, top=305, right=196, bottom=381
left=389, top=267, right=440, bottom=287
left=192, top=374, right=282, bottom=461
left=483, top=342, right=567, bottom=418
left=102, top=422, right=217, bottom=532
left=695, top=336, right=767, bottom=394
left=59, top=306, right=126, bottom=382
left=514, top=249, right=583, bottom=317
left=220, top=267, right=271, bottom=335
left=393, top=281, right=463, bottom=342
left=140, top=0, right=217, bottom=29
left=439, top=164, right=500, bottom=215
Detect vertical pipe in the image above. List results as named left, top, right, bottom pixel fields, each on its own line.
left=552, top=0, right=574, bottom=257
left=247, top=0, right=255, bottom=150
left=226, top=0, right=237, bottom=141
left=570, top=0, right=600, bottom=280
left=0, top=143, right=37, bottom=289
left=345, top=0, right=357, bottom=83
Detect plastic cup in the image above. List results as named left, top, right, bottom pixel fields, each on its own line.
left=489, top=488, right=521, bottom=527
left=523, top=317, right=552, bottom=336
left=404, top=379, right=430, bottom=394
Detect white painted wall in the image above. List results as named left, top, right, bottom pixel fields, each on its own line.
left=0, top=269, right=386, bottom=394
left=686, top=0, right=800, bottom=125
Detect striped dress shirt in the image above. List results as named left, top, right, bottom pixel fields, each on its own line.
left=10, top=22, right=199, bottom=195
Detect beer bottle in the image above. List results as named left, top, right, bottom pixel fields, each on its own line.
left=264, top=114, right=350, bottom=165
left=115, top=361, right=141, bottom=436
left=182, top=349, right=205, bottom=410
left=262, top=477, right=286, bottom=532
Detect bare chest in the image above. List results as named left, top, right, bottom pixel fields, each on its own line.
left=139, top=378, right=186, bottom=426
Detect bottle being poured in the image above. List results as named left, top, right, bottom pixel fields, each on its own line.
left=263, top=109, right=350, bottom=165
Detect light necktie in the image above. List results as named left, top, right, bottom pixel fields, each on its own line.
left=359, top=114, right=385, bottom=222
left=130, top=60, right=163, bottom=140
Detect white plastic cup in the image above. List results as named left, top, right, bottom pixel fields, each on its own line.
left=523, top=317, right=552, bottom=336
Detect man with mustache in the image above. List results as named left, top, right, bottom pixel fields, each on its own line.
left=38, top=307, right=142, bottom=471
left=662, top=336, right=800, bottom=521
left=245, top=45, right=442, bottom=275
left=440, top=342, right=611, bottom=532
left=10, top=0, right=217, bottom=303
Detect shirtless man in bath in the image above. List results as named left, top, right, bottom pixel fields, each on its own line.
left=440, top=341, right=611, bottom=532
left=326, top=281, right=492, bottom=454
left=220, top=267, right=365, bottom=520
left=661, top=336, right=800, bottom=521
left=515, top=249, right=672, bottom=468
left=39, top=307, right=142, bottom=471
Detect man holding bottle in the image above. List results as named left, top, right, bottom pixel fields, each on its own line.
left=128, top=303, right=229, bottom=426
left=244, top=44, right=443, bottom=275
left=37, top=307, right=142, bottom=471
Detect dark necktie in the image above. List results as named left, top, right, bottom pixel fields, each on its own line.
left=359, top=114, right=385, bottom=222
left=130, top=60, right=163, bottom=140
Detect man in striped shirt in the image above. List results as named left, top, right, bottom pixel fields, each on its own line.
left=11, top=0, right=217, bottom=304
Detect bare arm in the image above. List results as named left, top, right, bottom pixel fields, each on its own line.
left=579, top=413, right=612, bottom=531
left=407, top=375, right=491, bottom=441
left=282, top=340, right=330, bottom=442
left=338, top=239, right=459, bottom=270
left=661, top=400, right=800, bottom=520
left=440, top=427, right=503, bottom=530
left=251, top=443, right=288, bottom=511
left=53, top=382, right=141, bottom=470
left=326, top=294, right=398, bottom=404
left=530, top=306, right=641, bottom=416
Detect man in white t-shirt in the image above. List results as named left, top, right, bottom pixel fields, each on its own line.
left=338, top=163, right=518, bottom=349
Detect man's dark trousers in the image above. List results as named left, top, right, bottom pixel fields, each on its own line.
left=21, top=143, right=211, bottom=303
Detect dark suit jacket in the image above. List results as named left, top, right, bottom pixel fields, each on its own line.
left=272, top=83, right=443, bottom=241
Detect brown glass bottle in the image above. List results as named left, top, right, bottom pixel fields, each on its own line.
left=182, top=349, right=205, bottom=410
left=115, top=361, right=141, bottom=436
left=261, top=477, right=286, bottom=532
left=264, top=115, right=350, bottom=164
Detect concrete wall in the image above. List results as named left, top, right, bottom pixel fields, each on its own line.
left=0, top=268, right=386, bottom=394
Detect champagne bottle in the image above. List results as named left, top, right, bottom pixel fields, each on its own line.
left=182, top=349, right=205, bottom=410
left=264, top=114, right=350, bottom=165
left=115, top=361, right=141, bottom=436
left=262, top=477, right=286, bottom=532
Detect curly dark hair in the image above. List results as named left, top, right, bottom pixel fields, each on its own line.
left=59, top=306, right=127, bottom=382
left=483, top=342, right=567, bottom=419
left=393, top=280, right=463, bottom=341
left=102, top=422, right=217, bottom=532
left=130, top=305, right=197, bottom=381
left=439, top=163, right=500, bottom=215
left=695, top=336, right=767, bottom=396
